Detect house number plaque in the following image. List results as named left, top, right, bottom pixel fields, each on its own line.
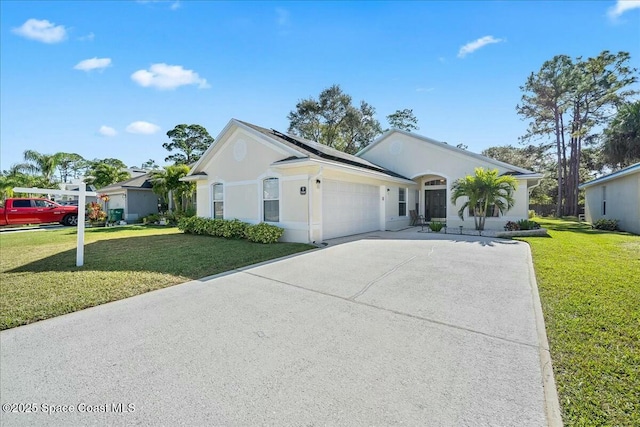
left=300, top=186, right=307, bottom=195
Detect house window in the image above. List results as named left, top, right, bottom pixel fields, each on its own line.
left=263, top=178, right=279, bottom=222
left=468, top=203, right=500, bottom=217
left=602, top=186, right=606, bottom=216
left=212, top=183, right=223, bottom=219
left=425, top=179, right=446, bottom=186
left=399, top=188, right=407, bottom=216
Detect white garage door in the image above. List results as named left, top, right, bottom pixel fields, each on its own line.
left=322, top=180, right=381, bottom=240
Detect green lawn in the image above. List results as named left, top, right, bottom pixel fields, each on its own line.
left=0, top=226, right=312, bottom=330
left=519, top=218, right=639, bottom=426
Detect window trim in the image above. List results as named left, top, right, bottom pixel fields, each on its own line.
left=262, top=177, right=280, bottom=223
left=398, top=187, right=407, bottom=217
left=211, top=183, right=224, bottom=219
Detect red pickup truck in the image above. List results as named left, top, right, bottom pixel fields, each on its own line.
left=0, top=198, right=79, bottom=226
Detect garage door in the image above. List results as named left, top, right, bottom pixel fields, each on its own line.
left=322, top=180, right=381, bottom=240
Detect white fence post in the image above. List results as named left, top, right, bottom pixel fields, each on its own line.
left=76, top=183, right=87, bottom=267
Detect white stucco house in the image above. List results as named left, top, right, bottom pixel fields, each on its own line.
left=183, top=119, right=542, bottom=243
left=579, top=162, right=640, bottom=235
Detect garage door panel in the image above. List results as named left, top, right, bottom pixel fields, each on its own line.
left=323, top=180, right=380, bottom=240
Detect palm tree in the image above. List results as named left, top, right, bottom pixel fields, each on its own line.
left=450, top=167, right=518, bottom=231
left=16, top=150, right=64, bottom=184
left=603, top=101, right=640, bottom=169
left=85, top=163, right=130, bottom=189
left=150, top=164, right=194, bottom=212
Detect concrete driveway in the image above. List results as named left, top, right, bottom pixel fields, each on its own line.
left=0, top=231, right=558, bottom=426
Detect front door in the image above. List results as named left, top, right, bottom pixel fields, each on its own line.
left=425, top=190, right=446, bottom=220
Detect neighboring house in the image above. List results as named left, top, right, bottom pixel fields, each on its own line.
left=579, top=163, right=640, bottom=235
left=97, top=173, right=159, bottom=222
left=183, top=119, right=542, bottom=243
left=55, top=178, right=97, bottom=205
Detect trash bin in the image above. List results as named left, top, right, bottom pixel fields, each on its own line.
left=108, top=209, right=124, bottom=222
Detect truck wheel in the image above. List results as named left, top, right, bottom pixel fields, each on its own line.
left=63, top=214, right=78, bottom=226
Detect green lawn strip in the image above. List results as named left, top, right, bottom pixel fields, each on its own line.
left=518, top=219, right=639, bottom=426
left=0, top=226, right=312, bottom=330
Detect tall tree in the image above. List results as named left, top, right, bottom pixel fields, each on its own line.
left=287, top=84, right=383, bottom=154
left=141, top=159, right=160, bottom=170
left=517, top=51, right=637, bottom=216
left=386, top=108, right=419, bottom=132
left=84, top=163, right=130, bottom=189
left=603, top=100, right=640, bottom=169
left=56, top=153, right=84, bottom=183
left=517, top=55, right=573, bottom=217
left=163, top=124, right=214, bottom=165
left=450, top=168, right=518, bottom=231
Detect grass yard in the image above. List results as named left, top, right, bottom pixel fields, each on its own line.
left=0, top=226, right=312, bottom=330
left=519, top=218, right=639, bottom=426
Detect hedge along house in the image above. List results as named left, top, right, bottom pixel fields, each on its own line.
left=97, top=173, right=160, bottom=222
left=579, top=162, right=640, bottom=235
left=183, top=119, right=542, bottom=243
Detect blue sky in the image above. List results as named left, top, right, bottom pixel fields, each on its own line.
left=1, top=0, right=639, bottom=171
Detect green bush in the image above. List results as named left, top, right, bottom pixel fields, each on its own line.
left=143, top=213, right=161, bottom=224
left=245, top=222, right=285, bottom=244
left=593, top=219, right=619, bottom=231
left=429, top=221, right=445, bottom=232
left=221, top=219, right=247, bottom=239
left=516, top=219, right=540, bottom=230
left=179, top=217, right=284, bottom=243
left=528, top=210, right=536, bottom=219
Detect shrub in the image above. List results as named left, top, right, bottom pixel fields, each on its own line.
left=221, top=219, right=247, bottom=239
left=143, top=213, right=161, bottom=224
left=593, top=219, right=619, bottom=231
left=504, top=221, right=520, bottom=231
left=179, top=217, right=284, bottom=243
left=528, top=210, right=536, bottom=219
left=245, top=222, right=285, bottom=244
left=516, top=219, right=540, bottom=230
left=429, top=221, right=445, bottom=232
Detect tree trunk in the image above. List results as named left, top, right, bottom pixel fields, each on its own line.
left=554, top=110, right=564, bottom=217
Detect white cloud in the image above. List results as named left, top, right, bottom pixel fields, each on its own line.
left=12, top=18, right=67, bottom=43
left=416, top=87, right=435, bottom=93
left=126, top=121, right=160, bottom=135
left=78, top=32, right=95, bottom=41
left=170, top=1, right=181, bottom=10
left=458, top=35, right=504, bottom=58
left=131, top=63, right=210, bottom=90
left=608, top=0, right=640, bottom=19
left=74, top=57, right=112, bottom=72
left=98, top=126, right=117, bottom=137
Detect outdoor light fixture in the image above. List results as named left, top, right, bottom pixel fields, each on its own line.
left=316, top=179, right=321, bottom=184
left=387, top=188, right=390, bottom=192
left=459, top=225, right=463, bottom=235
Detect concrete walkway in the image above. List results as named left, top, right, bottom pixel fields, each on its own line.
left=0, top=230, right=559, bottom=426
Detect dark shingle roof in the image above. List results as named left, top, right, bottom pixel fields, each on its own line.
left=238, top=121, right=410, bottom=180
left=98, top=173, right=153, bottom=192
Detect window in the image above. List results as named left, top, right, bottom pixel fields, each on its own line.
left=468, top=203, right=500, bottom=217
left=398, top=188, right=407, bottom=216
left=263, top=178, right=279, bottom=222
left=34, top=200, right=55, bottom=208
left=12, top=200, right=31, bottom=208
left=602, top=186, right=606, bottom=216
left=425, top=179, right=446, bottom=186
left=212, top=183, right=223, bottom=219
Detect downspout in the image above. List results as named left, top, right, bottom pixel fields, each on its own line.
left=308, top=166, right=323, bottom=243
